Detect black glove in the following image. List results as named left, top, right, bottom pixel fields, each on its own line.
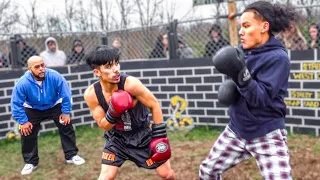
left=151, top=123, right=167, bottom=138
left=218, top=79, right=241, bottom=106
left=212, top=46, right=251, bottom=88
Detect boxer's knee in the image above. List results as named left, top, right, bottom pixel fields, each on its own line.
left=159, top=169, right=175, bottom=180
left=98, top=172, right=117, bottom=180
left=98, top=164, right=118, bottom=180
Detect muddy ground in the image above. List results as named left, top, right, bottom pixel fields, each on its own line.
left=5, top=134, right=320, bottom=180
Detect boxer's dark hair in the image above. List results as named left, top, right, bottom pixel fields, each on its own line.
left=244, top=1, right=298, bottom=33
left=86, top=45, right=120, bottom=69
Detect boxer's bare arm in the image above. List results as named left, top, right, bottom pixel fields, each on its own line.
left=124, top=76, right=163, bottom=124
left=84, top=85, right=114, bottom=131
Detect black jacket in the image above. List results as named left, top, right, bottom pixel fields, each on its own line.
left=203, top=38, right=229, bottom=57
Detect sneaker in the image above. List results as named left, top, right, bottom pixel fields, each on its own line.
left=66, top=155, right=85, bottom=165
left=21, top=164, right=37, bottom=175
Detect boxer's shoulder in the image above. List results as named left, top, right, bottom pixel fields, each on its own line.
left=124, top=76, right=143, bottom=92
left=84, top=85, right=98, bottom=105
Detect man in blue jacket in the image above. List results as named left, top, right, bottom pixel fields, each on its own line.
left=11, top=56, right=85, bottom=175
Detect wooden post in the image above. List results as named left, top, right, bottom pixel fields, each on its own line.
left=227, top=1, right=238, bottom=46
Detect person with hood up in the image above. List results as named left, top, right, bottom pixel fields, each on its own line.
left=176, top=34, right=194, bottom=59
left=203, top=24, right=230, bottom=57
left=67, top=39, right=85, bottom=64
left=40, top=37, right=67, bottom=67
left=11, top=56, right=85, bottom=175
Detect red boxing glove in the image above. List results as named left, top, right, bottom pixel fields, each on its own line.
left=106, top=90, right=134, bottom=124
left=149, top=137, right=171, bottom=163
left=146, top=123, right=171, bottom=166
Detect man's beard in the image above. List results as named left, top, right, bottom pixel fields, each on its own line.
left=32, top=72, right=45, bottom=81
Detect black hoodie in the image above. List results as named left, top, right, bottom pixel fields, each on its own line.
left=67, top=40, right=85, bottom=64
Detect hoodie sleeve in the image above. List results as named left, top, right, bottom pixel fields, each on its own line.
left=56, top=74, right=72, bottom=114
left=238, top=55, right=290, bottom=108
left=11, top=83, right=29, bottom=124
left=62, top=51, right=67, bottom=62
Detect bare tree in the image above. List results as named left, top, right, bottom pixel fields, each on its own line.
left=0, top=0, right=19, bottom=33
left=110, top=16, right=121, bottom=30
left=75, top=0, right=91, bottom=31
left=46, top=15, right=67, bottom=33
left=158, top=1, right=178, bottom=23
left=297, top=0, right=319, bottom=19
left=134, top=0, right=164, bottom=27
left=93, top=0, right=104, bottom=30
left=116, top=0, right=134, bottom=29
left=92, top=0, right=114, bottom=31
left=20, top=0, right=42, bottom=34
left=65, top=0, right=76, bottom=32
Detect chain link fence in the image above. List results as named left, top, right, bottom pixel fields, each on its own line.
left=106, top=24, right=168, bottom=60
left=0, top=32, right=105, bottom=69
left=0, top=4, right=319, bottom=69
left=0, top=34, right=11, bottom=68
left=176, top=18, right=230, bottom=59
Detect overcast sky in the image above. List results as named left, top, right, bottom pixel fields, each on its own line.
left=17, top=0, right=221, bottom=22
left=7, top=0, right=230, bottom=33
left=13, top=0, right=315, bottom=33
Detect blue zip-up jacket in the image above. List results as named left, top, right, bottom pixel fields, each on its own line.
left=11, top=68, right=72, bottom=124
left=229, top=36, right=290, bottom=140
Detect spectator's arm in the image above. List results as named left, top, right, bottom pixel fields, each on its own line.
left=56, top=74, right=72, bottom=114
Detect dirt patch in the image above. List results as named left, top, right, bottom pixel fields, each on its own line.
left=5, top=135, right=320, bottom=180
left=115, top=136, right=320, bottom=180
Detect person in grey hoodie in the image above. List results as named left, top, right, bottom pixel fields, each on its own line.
left=176, top=34, right=194, bottom=59
left=40, top=37, right=67, bottom=67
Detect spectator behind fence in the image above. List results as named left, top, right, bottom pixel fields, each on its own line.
left=67, top=39, right=85, bottom=64
left=176, top=33, right=194, bottom=59
left=203, top=24, right=229, bottom=57
left=17, top=35, right=38, bottom=67
left=112, top=37, right=122, bottom=49
left=276, top=21, right=308, bottom=50
left=112, top=37, right=122, bottom=55
left=308, top=23, right=320, bottom=49
left=40, top=37, right=67, bottom=67
left=149, top=33, right=168, bottom=59
left=8, top=35, right=38, bottom=68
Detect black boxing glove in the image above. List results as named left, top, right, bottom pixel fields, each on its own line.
left=218, top=79, right=241, bottom=106
left=212, top=46, right=251, bottom=88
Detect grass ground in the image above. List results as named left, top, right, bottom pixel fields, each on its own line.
left=0, top=125, right=320, bottom=180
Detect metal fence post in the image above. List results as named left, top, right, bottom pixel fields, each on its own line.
left=168, top=19, right=178, bottom=60
left=101, top=36, right=108, bottom=46
left=9, top=35, right=22, bottom=69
